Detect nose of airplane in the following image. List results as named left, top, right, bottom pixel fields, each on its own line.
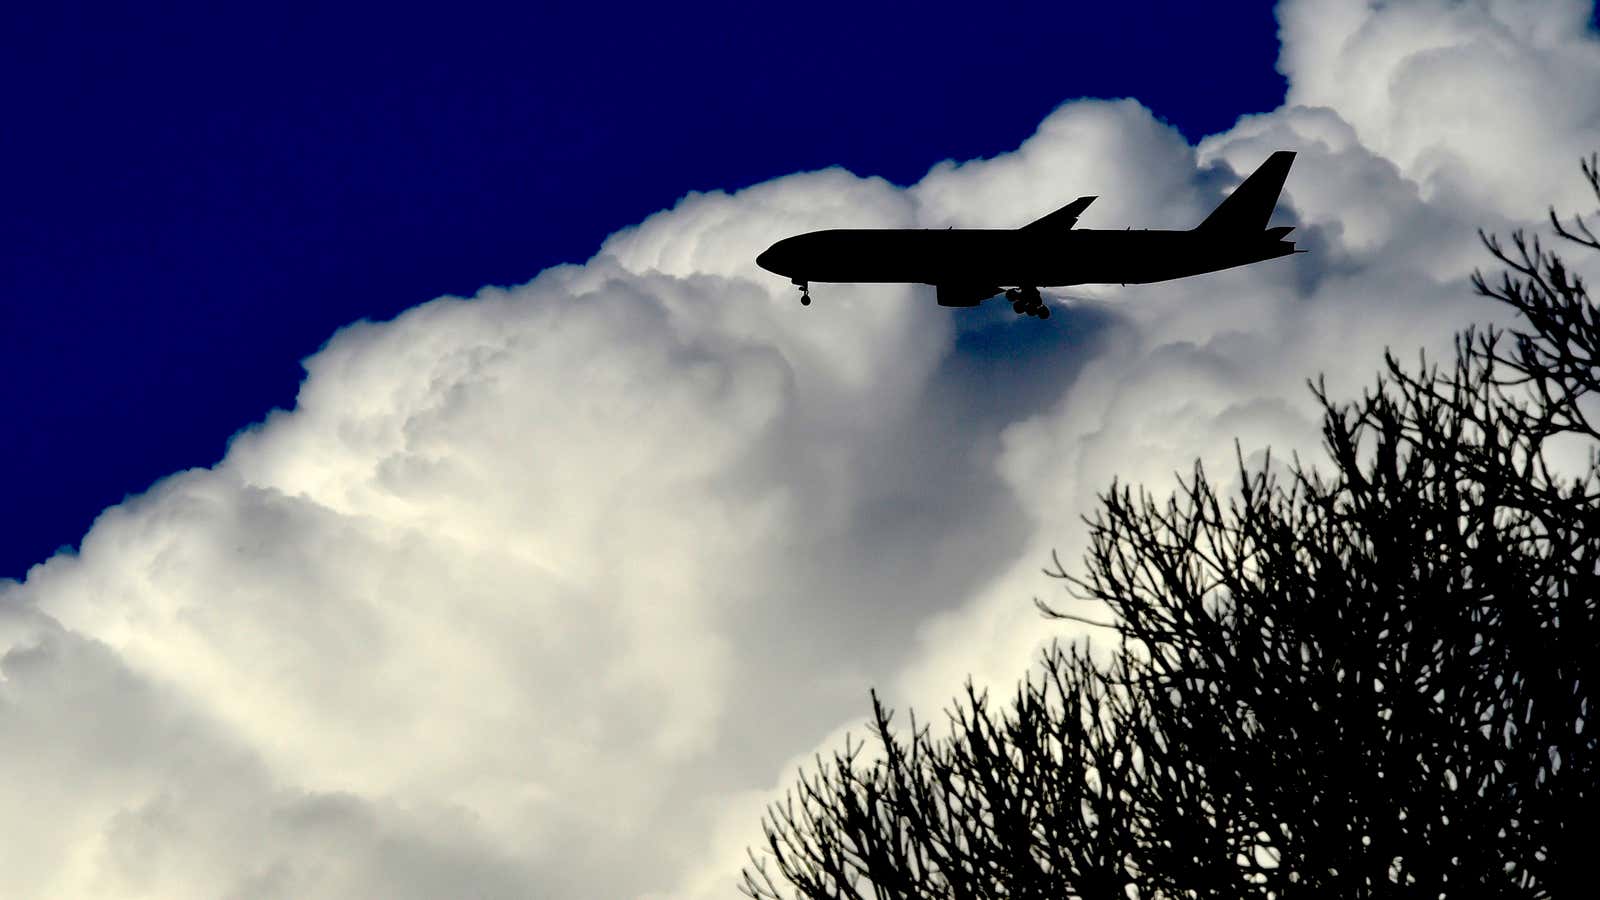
left=757, top=239, right=794, bottom=275
left=756, top=245, right=780, bottom=273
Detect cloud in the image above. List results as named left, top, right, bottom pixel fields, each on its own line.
left=1278, top=0, right=1600, bottom=219
left=3, top=1, right=1598, bottom=896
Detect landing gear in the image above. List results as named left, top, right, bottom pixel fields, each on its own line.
left=1005, top=286, right=1049, bottom=319
left=794, top=279, right=811, bottom=306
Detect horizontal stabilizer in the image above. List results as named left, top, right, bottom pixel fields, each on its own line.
left=1197, top=150, right=1295, bottom=233
left=1021, top=196, right=1096, bottom=232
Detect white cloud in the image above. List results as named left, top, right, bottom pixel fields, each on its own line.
left=4, top=1, right=1598, bottom=897
left=1279, top=0, right=1600, bottom=218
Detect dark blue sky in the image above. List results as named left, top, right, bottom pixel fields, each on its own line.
left=2, top=2, right=1288, bottom=579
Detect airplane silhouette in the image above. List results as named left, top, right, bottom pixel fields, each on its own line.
left=756, top=151, right=1300, bottom=318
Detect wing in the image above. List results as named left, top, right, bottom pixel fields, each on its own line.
left=1020, top=196, right=1096, bottom=232
left=935, top=284, right=1000, bottom=307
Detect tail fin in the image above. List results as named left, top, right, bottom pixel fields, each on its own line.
left=1195, top=150, right=1295, bottom=233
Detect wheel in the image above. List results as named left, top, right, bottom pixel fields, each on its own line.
left=1039, top=307, right=1051, bottom=319
left=800, top=295, right=811, bottom=306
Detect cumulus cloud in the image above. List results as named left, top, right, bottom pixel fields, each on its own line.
left=4, top=1, right=1599, bottom=896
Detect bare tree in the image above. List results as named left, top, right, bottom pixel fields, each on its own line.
left=742, top=157, right=1600, bottom=899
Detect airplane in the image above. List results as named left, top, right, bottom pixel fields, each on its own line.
left=755, top=150, right=1301, bottom=318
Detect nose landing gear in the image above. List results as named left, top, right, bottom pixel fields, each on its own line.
left=794, top=279, right=811, bottom=306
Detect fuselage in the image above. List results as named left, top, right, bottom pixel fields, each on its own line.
left=756, top=227, right=1296, bottom=288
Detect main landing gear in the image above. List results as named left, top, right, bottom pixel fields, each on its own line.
left=1006, top=286, right=1050, bottom=319
left=794, top=279, right=811, bottom=306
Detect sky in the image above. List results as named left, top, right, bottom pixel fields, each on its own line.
left=1, top=2, right=1288, bottom=579
left=3, top=1, right=1600, bottom=897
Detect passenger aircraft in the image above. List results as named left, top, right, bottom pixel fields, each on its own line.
left=756, top=150, right=1300, bottom=318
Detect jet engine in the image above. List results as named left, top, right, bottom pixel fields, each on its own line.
left=936, top=284, right=1000, bottom=307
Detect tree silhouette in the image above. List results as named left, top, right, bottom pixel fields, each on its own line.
left=741, top=157, right=1600, bottom=899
